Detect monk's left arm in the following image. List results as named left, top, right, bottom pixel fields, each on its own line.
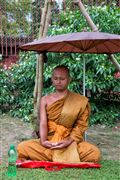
left=70, top=102, right=90, bottom=143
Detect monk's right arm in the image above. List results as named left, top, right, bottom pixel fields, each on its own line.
left=40, top=96, right=47, bottom=142
left=39, top=96, right=52, bottom=148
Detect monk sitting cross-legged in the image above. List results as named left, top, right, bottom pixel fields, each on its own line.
left=17, top=65, right=101, bottom=163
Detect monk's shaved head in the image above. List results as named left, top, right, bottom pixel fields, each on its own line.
left=52, top=65, right=70, bottom=77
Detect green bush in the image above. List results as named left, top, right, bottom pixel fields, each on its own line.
left=90, top=101, right=120, bottom=126
left=0, top=52, right=36, bottom=121
left=0, top=69, right=14, bottom=112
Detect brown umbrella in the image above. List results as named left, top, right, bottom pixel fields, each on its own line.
left=20, top=32, right=120, bottom=54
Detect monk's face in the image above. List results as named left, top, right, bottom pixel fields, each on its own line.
left=52, top=68, right=70, bottom=91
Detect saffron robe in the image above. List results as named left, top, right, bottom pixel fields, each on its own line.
left=17, top=91, right=101, bottom=163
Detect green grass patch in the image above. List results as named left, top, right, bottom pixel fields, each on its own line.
left=0, top=160, right=120, bottom=180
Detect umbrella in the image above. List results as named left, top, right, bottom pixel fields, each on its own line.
left=20, top=32, right=120, bottom=54
left=20, top=31, right=120, bottom=96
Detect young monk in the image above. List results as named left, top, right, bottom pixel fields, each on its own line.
left=17, top=65, right=101, bottom=163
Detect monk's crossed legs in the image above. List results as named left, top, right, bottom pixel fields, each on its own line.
left=17, top=139, right=101, bottom=162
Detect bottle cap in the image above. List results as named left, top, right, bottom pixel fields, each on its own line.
left=10, top=144, right=15, bottom=148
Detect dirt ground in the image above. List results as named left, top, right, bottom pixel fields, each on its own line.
left=0, top=114, right=120, bottom=162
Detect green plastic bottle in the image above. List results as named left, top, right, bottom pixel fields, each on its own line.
left=7, top=144, right=17, bottom=177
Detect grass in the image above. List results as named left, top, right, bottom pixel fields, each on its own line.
left=0, top=161, right=120, bottom=180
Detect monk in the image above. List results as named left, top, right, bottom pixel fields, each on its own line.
left=17, top=65, right=101, bottom=163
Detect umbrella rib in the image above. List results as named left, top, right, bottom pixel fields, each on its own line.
left=92, top=41, right=100, bottom=53
left=66, top=41, right=86, bottom=51
left=66, top=40, right=102, bottom=51
left=35, top=42, right=61, bottom=52
left=99, top=40, right=118, bottom=53
left=49, top=42, right=66, bottom=52
left=46, top=42, right=79, bottom=52
left=106, top=41, right=118, bottom=53
left=70, top=43, right=80, bottom=52
left=109, top=40, right=120, bottom=48
left=66, top=41, right=87, bottom=52
left=92, top=40, right=111, bottom=53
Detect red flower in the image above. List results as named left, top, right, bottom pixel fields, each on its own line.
left=114, top=72, right=120, bottom=79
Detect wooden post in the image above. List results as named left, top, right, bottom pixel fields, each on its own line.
left=33, top=0, right=49, bottom=118
left=38, top=0, right=49, bottom=38
left=108, top=54, right=120, bottom=71
left=33, top=0, right=49, bottom=119
left=33, top=0, right=52, bottom=133
left=77, top=0, right=120, bottom=72
left=63, top=0, right=66, bottom=12
left=36, top=1, right=52, bottom=115
left=43, top=1, right=52, bottom=37
left=117, top=0, right=120, bottom=7
left=78, top=0, right=98, bottom=32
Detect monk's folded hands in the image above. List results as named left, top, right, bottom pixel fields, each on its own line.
left=50, top=137, right=74, bottom=149
left=41, top=140, right=53, bottom=148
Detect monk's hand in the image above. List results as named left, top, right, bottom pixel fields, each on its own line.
left=41, top=140, right=53, bottom=148
left=50, top=138, right=74, bottom=149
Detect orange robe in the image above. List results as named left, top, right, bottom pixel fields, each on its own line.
left=17, top=91, right=101, bottom=163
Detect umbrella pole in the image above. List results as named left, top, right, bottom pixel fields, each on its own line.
left=83, top=58, right=86, bottom=96
left=83, top=58, right=87, bottom=141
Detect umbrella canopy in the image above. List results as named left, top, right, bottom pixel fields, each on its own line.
left=20, top=32, right=120, bottom=54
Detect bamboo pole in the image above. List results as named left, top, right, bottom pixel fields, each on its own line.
left=33, top=0, right=49, bottom=119
left=36, top=1, right=52, bottom=117
left=108, top=54, right=120, bottom=71
left=33, top=0, right=52, bottom=133
left=37, top=0, right=52, bottom=111
left=38, top=0, right=49, bottom=38
left=78, top=0, right=98, bottom=32
left=77, top=0, right=120, bottom=72
left=43, top=1, right=52, bottom=37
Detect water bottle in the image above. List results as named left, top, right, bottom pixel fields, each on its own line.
left=7, top=144, right=17, bottom=177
